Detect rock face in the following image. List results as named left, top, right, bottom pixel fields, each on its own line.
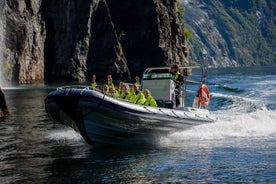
left=1, top=0, right=45, bottom=84
left=0, top=0, right=189, bottom=84
left=183, top=0, right=276, bottom=67
left=104, top=0, right=189, bottom=77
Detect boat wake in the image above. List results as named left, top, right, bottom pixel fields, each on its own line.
left=161, top=86, right=276, bottom=146
left=161, top=109, right=276, bottom=146
left=216, top=84, right=245, bottom=93
left=210, top=92, right=269, bottom=113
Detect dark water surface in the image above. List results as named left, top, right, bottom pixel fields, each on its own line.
left=1, top=67, right=276, bottom=183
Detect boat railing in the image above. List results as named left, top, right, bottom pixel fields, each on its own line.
left=186, top=79, right=201, bottom=85
left=143, top=73, right=173, bottom=80
left=142, top=66, right=200, bottom=75
left=57, top=85, right=93, bottom=90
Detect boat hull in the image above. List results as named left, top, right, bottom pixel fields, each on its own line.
left=45, top=87, right=217, bottom=145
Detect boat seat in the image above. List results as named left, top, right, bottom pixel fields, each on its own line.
left=156, top=99, right=174, bottom=108
left=156, top=99, right=164, bottom=107
left=164, top=100, right=174, bottom=109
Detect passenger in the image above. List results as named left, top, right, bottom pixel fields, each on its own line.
left=131, top=84, right=146, bottom=105
left=107, top=74, right=115, bottom=89
left=129, top=84, right=135, bottom=96
left=102, top=84, right=109, bottom=94
left=117, top=82, right=124, bottom=97
left=108, top=87, right=118, bottom=98
left=134, top=76, right=140, bottom=87
left=118, top=83, right=132, bottom=101
left=0, top=87, right=10, bottom=119
left=170, top=64, right=184, bottom=107
left=91, top=74, right=97, bottom=89
left=143, top=89, right=157, bottom=107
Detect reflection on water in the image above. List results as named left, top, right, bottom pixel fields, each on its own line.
left=0, top=88, right=54, bottom=183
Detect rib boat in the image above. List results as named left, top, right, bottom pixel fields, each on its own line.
left=45, top=67, right=217, bottom=145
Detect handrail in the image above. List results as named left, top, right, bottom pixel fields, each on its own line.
left=186, top=80, right=202, bottom=85
left=143, top=66, right=200, bottom=75
left=57, top=85, right=93, bottom=90
left=172, top=110, right=181, bottom=118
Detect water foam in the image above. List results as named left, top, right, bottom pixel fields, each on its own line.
left=162, top=109, right=276, bottom=145
left=46, top=129, right=84, bottom=144
left=162, top=75, right=276, bottom=146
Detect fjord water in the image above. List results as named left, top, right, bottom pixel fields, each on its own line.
left=0, top=67, right=275, bottom=183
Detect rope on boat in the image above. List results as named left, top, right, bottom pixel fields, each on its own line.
left=159, top=108, right=181, bottom=119
left=65, top=88, right=71, bottom=96
left=159, top=108, right=211, bottom=121
left=143, top=106, right=152, bottom=112
left=102, top=92, right=106, bottom=100
left=183, top=112, right=195, bottom=119
left=159, top=108, right=194, bottom=119
left=195, top=114, right=208, bottom=120
left=172, top=111, right=181, bottom=118
left=159, top=109, right=171, bottom=117
left=205, top=115, right=218, bottom=121
left=80, top=87, right=90, bottom=96
left=183, top=112, right=212, bottom=121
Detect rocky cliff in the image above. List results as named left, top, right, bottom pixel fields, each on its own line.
left=182, top=0, right=275, bottom=67
left=0, top=0, right=189, bottom=84
left=1, top=0, right=45, bottom=84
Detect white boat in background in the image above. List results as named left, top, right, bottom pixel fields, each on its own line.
left=45, top=66, right=217, bottom=145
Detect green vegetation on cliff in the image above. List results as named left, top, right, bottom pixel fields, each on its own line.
left=183, top=0, right=275, bottom=67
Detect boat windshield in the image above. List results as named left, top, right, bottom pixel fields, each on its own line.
left=143, top=73, right=173, bottom=80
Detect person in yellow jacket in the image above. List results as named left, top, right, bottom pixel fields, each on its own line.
left=117, top=82, right=123, bottom=97
left=107, top=74, right=115, bottom=88
left=131, top=84, right=146, bottom=105
left=143, top=89, right=157, bottom=107
left=170, top=64, right=184, bottom=107
left=134, top=76, right=140, bottom=87
left=102, top=84, right=109, bottom=94
left=118, top=83, right=132, bottom=101
left=91, top=74, right=97, bottom=89
left=108, top=87, right=119, bottom=98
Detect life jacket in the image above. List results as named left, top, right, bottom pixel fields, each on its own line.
left=174, top=71, right=180, bottom=80
left=91, top=82, right=97, bottom=89
left=119, top=92, right=131, bottom=101
left=173, top=71, right=183, bottom=88
left=108, top=90, right=119, bottom=98
left=133, top=91, right=146, bottom=105
left=107, top=82, right=114, bottom=88
left=144, top=95, right=157, bottom=107
left=134, top=81, right=140, bottom=87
